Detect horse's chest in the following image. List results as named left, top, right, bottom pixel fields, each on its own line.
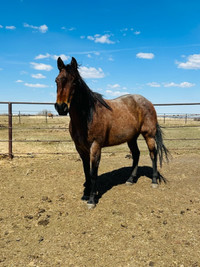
left=69, top=123, right=90, bottom=151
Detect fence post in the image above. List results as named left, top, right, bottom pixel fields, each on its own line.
left=8, top=103, right=13, bottom=159
left=18, top=111, right=21, bottom=124
left=185, top=114, right=187, bottom=124
left=45, top=111, right=48, bottom=123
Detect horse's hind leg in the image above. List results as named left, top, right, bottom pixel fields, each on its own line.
left=144, top=135, right=158, bottom=188
left=126, top=138, right=140, bottom=185
left=87, top=141, right=101, bottom=209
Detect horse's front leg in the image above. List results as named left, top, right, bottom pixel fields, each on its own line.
left=87, top=141, right=101, bottom=209
left=81, top=156, right=91, bottom=201
left=75, top=145, right=91, bottom=201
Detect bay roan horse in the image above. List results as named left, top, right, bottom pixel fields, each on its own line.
left=55, top=57, right=169, bottom=209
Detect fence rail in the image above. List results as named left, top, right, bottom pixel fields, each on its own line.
left=0, top=101, right=200, bottom=159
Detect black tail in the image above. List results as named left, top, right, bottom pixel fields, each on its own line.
left=155, top=124, right=170, bottom=167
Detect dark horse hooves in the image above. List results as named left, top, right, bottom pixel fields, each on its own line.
left=81, top=195, right=96, bottom=209
left=81, top=195, right=89, bottom=201
left=87, top=201, right=96, bottom=209
left=126, top=176, right=138, bottom=185
left=151, top=183, right=158, bottom=188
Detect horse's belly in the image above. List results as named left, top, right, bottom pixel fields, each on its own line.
left=105, top=126, right=138, bottom=146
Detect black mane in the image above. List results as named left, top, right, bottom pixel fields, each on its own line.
left=69, top=64, right=112, bottom=123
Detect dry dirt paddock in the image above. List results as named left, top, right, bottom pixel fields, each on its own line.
left=0, top=150, right=200, bottom=267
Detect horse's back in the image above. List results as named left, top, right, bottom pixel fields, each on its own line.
left=108, top=94, right=157, bottom=133
left=107, top=94, right=156, bottom=120
left=90, top=94, right=157, bottom=147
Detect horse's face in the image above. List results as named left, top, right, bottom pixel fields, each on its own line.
left=55, top=57, right=78, bottom=115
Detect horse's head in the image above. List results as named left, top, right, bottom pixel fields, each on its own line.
left=55, top=57, right=78, bottom=115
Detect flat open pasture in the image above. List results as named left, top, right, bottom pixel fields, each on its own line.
left=0, top=115, right=200, bottom=266
left=0, top=115, right=200, bottom=156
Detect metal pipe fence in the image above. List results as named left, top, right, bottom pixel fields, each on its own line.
left=0, top=101, right=200, bottom=159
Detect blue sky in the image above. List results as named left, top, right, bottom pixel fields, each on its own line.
left=0, top=0, right=200, bottom=113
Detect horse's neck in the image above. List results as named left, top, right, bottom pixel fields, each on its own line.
left=69, top=102, right=89, bottom=133
left=70, top=88, right=93, bottom=124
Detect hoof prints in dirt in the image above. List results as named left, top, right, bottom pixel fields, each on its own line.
left=23, top=195, right=69, bottom=229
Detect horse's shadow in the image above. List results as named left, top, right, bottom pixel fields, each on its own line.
left=96, top=166, right=165, bottom=201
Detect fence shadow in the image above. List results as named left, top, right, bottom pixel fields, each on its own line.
left=96, top=166, right=154, bottom=201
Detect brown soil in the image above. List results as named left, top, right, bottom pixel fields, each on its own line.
left=0, top=152, right=200, bottom=267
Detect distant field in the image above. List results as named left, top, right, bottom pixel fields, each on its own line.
left=0, top=115, right=200, bottom=157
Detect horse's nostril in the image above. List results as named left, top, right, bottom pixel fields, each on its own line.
left=63, top=104, right=68, bottom=112
left=54, top=103, right=69, bottom=115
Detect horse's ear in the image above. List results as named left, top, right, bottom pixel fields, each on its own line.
left=71, top=57, right=78, bottom=70
left=57, top=57, right=65, bottom=71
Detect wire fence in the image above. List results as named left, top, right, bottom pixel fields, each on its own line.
left=0, top=101, right=200, bottom=158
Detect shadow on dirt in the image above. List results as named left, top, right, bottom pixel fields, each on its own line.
left=97, top=166, right=166, bottom=201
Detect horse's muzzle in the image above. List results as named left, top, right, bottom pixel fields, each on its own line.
left=54, top=103, right=69, bottom=115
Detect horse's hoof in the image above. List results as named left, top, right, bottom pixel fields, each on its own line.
left=126, top=181, right=134, bottom=186
left=151, top=183, right=158, bottom=189
left=81, top=195, right=89, bottom=201
left=87, top=203, right=96, bottom=209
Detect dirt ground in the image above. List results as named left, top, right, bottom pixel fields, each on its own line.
left=0, top=151, right=200, bottom=267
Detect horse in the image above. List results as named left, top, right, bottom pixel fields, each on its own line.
left=47, top=112, right=54, bottom=118
left=55, top=57, right=169, bottom=209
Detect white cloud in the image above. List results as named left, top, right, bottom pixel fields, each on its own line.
left=136, top=52, right=155, bottom=59
left=120, top=28, right=141, bottom=36
left=176, top=54, right=200, bottom=69
left=107, top=84, right=128, bottom=91
left=164, top=82, right=195, bottom=88
left=107, top=84, right=121, bottom=89
left=35, top=53, right=69, bottom=61
left=108, top=56, right=114, bottom=61
left=51, top=54, right=70, bottom=61
left=121, top=28, right=128, bottom=32
left=31, top=73, right=46, bottom=79
left=134, top=31, right=141, bottom=35
left=35, top=53, right=51, bottom=59
left=147, top=82, right=161, bottom=87
left=87, top=36, right=94, bottom=41
left=106, top=90, right=129, bottom=97
left=61, top=26, right=76, bottom=31
left=15, top=80, right=23, bottom=83
left=106, top=83, right=129, bottom=96
left=147, top=81, right=195, bottom=88
left=24, top=23, right=48, bottom=33
left=30, top=62, right=53, bottom=71
left=0, top=25, right=17, bottom=30
left=79, top=66, right=105, bottom=78
left=68, top=27, right=76, bottom=31
left=5, top=26, right=16, bottom=30
left=87, top=34, right=115, bottom=44
left=24, top=83, right=48, bottom=88
left=39, top=25, right=48, bottom=33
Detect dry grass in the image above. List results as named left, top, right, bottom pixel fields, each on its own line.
left=0, top=115, right=200, bottom=157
